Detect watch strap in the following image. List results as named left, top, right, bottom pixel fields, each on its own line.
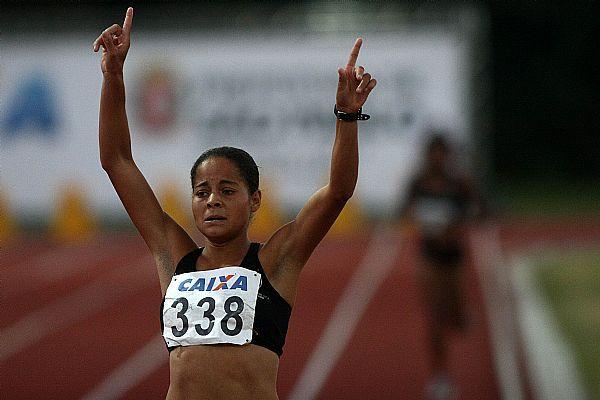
left=334, top=105, right=370, bottom=121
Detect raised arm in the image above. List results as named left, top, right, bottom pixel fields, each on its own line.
left=263, top=38, right=377, bottom=272
left=94, top=8, right=195, bottom=292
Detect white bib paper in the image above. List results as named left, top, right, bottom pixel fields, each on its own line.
left=162, top=266, right=261, bottom=347
left=414, top=197, right=458, bottom=235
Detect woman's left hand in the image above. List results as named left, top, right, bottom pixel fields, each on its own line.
left=335, top=38, right=377, bottom=114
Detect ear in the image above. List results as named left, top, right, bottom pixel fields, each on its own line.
left=250, top=189, right=261, bottom=213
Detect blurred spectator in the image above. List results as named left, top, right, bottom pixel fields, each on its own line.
left=397, top=132, right=485, bottom=400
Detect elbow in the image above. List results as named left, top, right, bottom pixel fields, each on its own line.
left=330, top=186, right=355, bottom=204
left=100, top=157, right=117, bottom=172
left=100, top=158, right=111, bottom=172
left=100, top=154, right=131, bottom=173
left=328, top=174, right=357, bottom=204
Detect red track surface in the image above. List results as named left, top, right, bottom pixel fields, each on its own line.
left=2, top=226, right=518, bottom=400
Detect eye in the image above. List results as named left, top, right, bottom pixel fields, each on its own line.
left=222, top=189, right=235, bottom=195
left=195, top=190, right=209, bottom=198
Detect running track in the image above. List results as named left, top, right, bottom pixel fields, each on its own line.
left=2, top=222, right=556, bottom=400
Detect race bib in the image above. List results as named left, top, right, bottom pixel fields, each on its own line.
left=162, top=266, right=261, bottom=347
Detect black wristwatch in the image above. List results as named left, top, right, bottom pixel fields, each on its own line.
left=334, top=105, right=370, bottom=121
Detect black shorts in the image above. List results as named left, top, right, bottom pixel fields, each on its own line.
left=421, top=238, right=464, bottom=266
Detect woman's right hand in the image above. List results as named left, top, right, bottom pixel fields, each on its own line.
left=93, top=7, right=133, bottom=75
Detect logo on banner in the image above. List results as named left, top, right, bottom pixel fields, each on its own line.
left=3, top=73, right=59, bottom=138
left=137, top=66, right=177, bottom=133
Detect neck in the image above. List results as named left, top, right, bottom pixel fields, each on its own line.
left=202, top=234, right=252, bottom=267
left=425, top=164, right=445, bottom=176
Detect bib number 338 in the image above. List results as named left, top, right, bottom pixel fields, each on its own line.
left=162, top=267, right=261, bottom=347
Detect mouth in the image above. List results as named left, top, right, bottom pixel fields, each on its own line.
left=204, top=215, right=227, bottom=222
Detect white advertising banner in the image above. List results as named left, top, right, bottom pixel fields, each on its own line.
left=1, top=31, right=471, bottom=218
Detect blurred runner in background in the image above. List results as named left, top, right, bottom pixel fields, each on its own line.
left=398, top=133, right=485, bottom=400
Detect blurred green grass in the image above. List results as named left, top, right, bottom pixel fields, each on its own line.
left=535, top=251, right=600, bottom=400
left=496, top=180, right=600, bottom=217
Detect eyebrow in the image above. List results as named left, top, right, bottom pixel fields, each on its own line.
left=194, top=179, right=240, bottom=188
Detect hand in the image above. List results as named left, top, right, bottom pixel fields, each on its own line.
left=93, top=7, right=134, bottom=75
left=335, top=38, right=377, bottom=114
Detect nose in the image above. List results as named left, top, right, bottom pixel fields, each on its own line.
left=207, top=192, right=222, bottom=208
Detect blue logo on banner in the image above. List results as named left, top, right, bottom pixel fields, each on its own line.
left=3, top=74, right=59, bottom=138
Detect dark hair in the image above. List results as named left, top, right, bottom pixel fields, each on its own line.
left=190, top=146, right=259, bottom=194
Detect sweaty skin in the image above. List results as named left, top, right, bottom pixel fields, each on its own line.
left=94, top=7, right=376, bottom=399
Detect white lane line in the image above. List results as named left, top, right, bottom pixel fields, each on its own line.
left=469, top=225, right=524, bottom=400
left=80, top=334, right=167, bottom=400
left=512, top=256, right=586, bottom=400
left=287, top=225, right=400, bottom=400
left=0, top=255, right=154, bottom=362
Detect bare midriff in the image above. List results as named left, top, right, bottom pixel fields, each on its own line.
left=165, top=343, right=279, bottom=400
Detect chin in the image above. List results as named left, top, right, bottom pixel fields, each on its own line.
left=200, top=228, right=236, bottom=244
left=197, top=219, right=249, bottom=244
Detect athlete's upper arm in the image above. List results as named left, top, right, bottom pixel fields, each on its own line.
left=160, top=211, right=197, bottom=292
left=263, top=185, right=347, bottom=272
left=104, top=159, right=196, bottom=284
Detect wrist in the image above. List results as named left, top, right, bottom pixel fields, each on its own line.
left=335, top=105, right=356, bottom=114
left=334, top=105, right=370, bottom=121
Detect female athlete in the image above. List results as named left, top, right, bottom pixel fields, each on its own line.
left=93, top=7, right=376, bottom=399
left=399, top=134, right=484, bottom=399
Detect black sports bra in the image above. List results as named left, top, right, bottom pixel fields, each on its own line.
left=160, top=243, right=291, bottom=357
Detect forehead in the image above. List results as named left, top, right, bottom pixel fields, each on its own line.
left=194, top=157, right=243, bottom=185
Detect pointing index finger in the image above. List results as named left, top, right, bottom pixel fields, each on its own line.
left=346, top=37, right=362, bottom=67
left=122, top=7, right=134, bottom=36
